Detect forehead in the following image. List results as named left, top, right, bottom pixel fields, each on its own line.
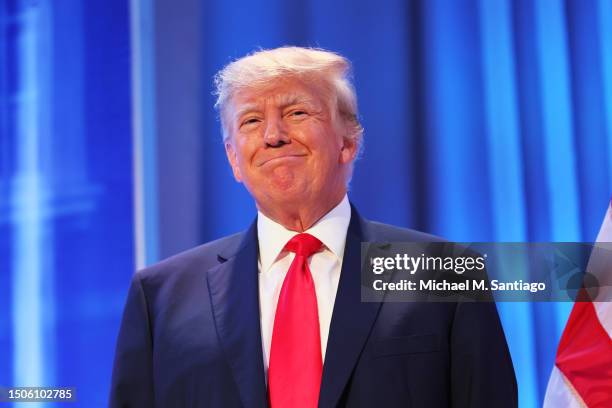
left=228, top=77, right=328, bottom=115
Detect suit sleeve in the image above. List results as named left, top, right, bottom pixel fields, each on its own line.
left=450, top=302, right=518, bottom=408
left=109, top=273, right=155, bottom=408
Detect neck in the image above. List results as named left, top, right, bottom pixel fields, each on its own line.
left=258, top=191, right=346, bottom=232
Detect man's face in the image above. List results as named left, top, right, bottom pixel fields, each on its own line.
left=224, top=77, right=357, bottom=211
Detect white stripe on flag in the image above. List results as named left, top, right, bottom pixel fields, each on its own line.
left=543, top=366, right=585, bottom=408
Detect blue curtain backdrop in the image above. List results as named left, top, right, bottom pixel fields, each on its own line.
left=1, top=0, right=611, bottom=406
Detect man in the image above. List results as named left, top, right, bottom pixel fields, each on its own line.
left=110, top=47, right=517, bottom=407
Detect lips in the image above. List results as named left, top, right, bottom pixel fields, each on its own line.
left=257, top=153, right=307, bottom=167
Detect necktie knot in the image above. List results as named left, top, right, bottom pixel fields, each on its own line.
left=285, top=233, right=323, bottom=257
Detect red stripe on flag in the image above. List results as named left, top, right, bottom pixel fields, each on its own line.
left=556, top=300, right=612, bottom=407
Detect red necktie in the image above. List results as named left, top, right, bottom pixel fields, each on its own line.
left=268, top=233, right=323, bottom=408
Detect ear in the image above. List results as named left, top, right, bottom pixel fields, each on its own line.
left=224, top=141, right=243, bottom=182
left=339, top=135, right=358, bottom=165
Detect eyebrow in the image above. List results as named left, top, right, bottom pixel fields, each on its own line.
left=233, top=94, right=317, bottom=121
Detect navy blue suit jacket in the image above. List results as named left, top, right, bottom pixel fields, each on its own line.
left=110, top=208, right=517, bottom=407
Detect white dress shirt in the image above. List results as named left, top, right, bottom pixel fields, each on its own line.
left=257, top=195, right=351, bottom=375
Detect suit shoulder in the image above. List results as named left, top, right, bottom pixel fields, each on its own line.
left=135, top=231, right=244, bottom=283
left=365, top=220, right=447, bottom=243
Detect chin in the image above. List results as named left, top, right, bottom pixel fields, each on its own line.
left=245, top=174, right=314, bottom=204
left=267, top=172, right=308, bottom=194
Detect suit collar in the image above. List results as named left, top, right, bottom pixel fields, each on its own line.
left=207, top=221, right=268, bottom=408
left=318, top=205, right=387, bottom=408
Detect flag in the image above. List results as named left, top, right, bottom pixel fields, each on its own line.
left=543, top=202, right=612, bottom=407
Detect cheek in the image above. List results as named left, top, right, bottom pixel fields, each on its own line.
left=322, top=134, right=345, bottom=163
left=234, top=137, right=257, bottom=165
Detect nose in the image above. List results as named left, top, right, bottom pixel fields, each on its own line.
left=263, top=115, right=290, bottom=147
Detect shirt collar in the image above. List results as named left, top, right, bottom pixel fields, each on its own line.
left=257, top=195, right=351, bottom=273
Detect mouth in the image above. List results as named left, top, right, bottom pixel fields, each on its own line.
left=258, top=154, right=307, bottom=167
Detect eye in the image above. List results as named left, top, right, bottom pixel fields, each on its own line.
left=240, top=117, right=261, bottom=128
left=289, top=110, right=308, bottom=118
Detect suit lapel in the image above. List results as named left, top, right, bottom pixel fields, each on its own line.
left=207, top=222, right=268, bottom=408
left=319, top=208, right=385, bottom=408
